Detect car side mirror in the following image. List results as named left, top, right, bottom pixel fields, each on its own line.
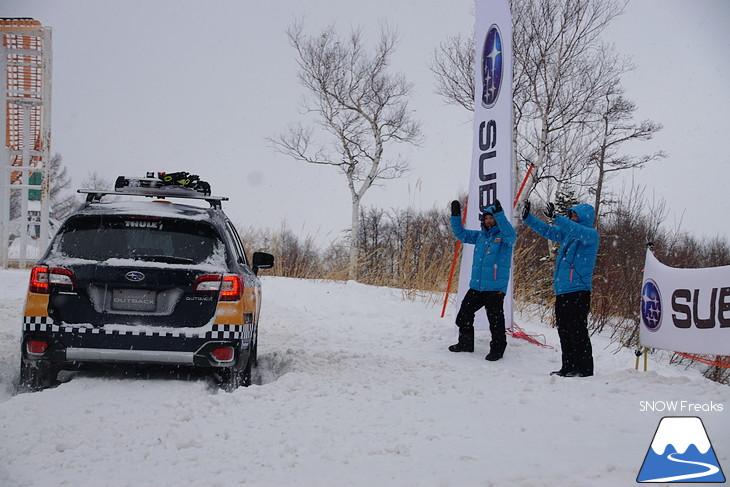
left=252, top=252, right=274, bottom=274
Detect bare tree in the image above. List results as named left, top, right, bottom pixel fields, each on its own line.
left=430, top=31, right=475, bottom=113
left=430, top=0, right=635, bottom=208
left=48, top=154, right=79, bottom=222
left=80, top=171, right=113, bottom=190
left=511, top=0, right=629, bottom=205
left=270, top=20, right=422, bottom=279
left=588, top=84, right=666, bottom=223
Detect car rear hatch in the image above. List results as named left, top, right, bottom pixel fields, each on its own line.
left=43, top=213, right=228, bottom=328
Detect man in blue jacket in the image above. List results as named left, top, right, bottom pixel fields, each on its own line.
left=449, top=199, right=516, bottom=361
left=521, top=201, right=599, bottom=377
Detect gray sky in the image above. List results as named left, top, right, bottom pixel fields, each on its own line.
left=4, top=0, right=729, bottom=245
left=606, top=0, right=730, bottom=238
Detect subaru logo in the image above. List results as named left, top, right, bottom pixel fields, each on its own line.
left=481, top=24, right=503, bottom=109
left=641, top=279, right=662, bottom=332
left=125, top=271, right=146, bottom=282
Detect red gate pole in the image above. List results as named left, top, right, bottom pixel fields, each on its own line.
left=513, top=163, right=534, bottom=209
left=441, top=201, right=468, bottom=318
left=440, top=241, right=462, bottom=318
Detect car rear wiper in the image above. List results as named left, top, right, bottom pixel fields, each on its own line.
left=132, top=255, right=196, bottom=264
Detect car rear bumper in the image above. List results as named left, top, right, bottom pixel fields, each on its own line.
left=65, top=347, right=196, bottom=364
left=22, top=316, right=254, bottom=368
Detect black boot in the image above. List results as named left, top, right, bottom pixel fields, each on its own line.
left=449, top=342, right=474, bottom=352
left=550, top=369, right=593, bottom=377
left=448, top=326, right=474, bottom=352
left=485, top=350, right=503, bottom=361
left=552, top=370, right=593, bottom=377
left=485, top=341, right=506, bottom=361
left=550, top=369, right=572, bottom=376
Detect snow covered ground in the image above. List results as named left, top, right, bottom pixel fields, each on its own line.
left=0, top=269, right=727, bottom=486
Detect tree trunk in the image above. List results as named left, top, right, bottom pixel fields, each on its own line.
left=349, top=194, right=361, bottom=280
left=593, top=162, right=605, bottom=226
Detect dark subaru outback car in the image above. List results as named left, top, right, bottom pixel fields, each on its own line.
left=19, top=174, right=274, bottom=391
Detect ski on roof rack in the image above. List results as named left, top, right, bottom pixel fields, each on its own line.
left=115, top=172, right=211, bottom=196
left=78, top=172, right=227, bottom=209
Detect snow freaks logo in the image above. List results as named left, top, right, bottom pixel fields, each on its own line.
left=481, top=24, right=503, bottom=109
left=641, top=279, right=662, bottom=332
left=637, top=416, right=726, bottom=483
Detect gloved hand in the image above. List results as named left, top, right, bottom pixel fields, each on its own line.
left=521, top=201, right=531, bottom=220
left=451, top=200, right=461, bottom=216
left=544, top=202, right=556, bottom=220
left=492, top=199, right=503, bottom=214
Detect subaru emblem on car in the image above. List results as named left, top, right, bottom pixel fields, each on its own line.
left=125, top=271, right=146, bottom=282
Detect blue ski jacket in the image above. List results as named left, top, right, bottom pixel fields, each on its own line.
left=450, top=207, right=516, bottom=293
left=524, top=203, right=599, bottom=295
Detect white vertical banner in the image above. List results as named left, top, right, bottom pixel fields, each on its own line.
left=457, top=0, right=514, bottom=330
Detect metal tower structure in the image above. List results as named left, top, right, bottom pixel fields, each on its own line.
left=0, top=18, right=52, bottom=268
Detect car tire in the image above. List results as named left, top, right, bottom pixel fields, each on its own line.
left=218, top=341, right=255, bottom=392
left=218, top=365, right=242, bottom=392
left=251, top=326, right=259, bottom=367
left=19, top=361, right=57, bottom=392
left=241, top=340, right=256, bottom=387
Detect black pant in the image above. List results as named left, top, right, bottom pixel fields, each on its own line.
left=455, top=289, right=507, bottom=354
left=555, top=291, right=593, bottom=375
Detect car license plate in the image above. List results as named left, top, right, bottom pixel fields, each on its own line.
left=111, top=289, right=157, bottom=312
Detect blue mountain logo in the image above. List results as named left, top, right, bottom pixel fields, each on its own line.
left=637, top=416, right=726, bottom=483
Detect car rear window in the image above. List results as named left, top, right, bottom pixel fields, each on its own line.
left=54, top=215, right=222, bottom=264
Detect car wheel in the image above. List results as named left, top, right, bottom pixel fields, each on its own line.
left=218, top=341, right=255, bottom=391
left=241, top=340, right=256, bottom=387
left=218, top=364, right=242, bottom=392
left=251, top=328, right=259, bottom=367
left=18, top=361, right=57, bottom=392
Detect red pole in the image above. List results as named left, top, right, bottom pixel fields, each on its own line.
left=441, top=201, right=468, bottom=318
left=513, top=163, right=534, bottom=208
left=441, top=241, right=461, bottom=318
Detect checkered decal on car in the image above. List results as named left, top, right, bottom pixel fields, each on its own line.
left=23, top=317, right=252, bottom=340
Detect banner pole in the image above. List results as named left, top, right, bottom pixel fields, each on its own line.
left=444, top=0, right=512, bottom=324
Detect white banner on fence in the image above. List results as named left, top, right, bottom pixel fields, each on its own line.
left=457, top=0, right=514, bottom=330
left=640, top=249, right=730, bottom=355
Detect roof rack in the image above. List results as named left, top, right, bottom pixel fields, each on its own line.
left=78, top=188, right=229, bottom=209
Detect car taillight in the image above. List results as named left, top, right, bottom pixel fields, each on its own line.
left=193, top=274, right=243, bottom=301
left=193, top=274, right=222, bottom=292
left=220, top=275, right=243, bottom=301
left=210, top=346, right=234, bottom=363
left=29, top=266, right=75, bottom=294
left=29, top=266, right=49, bottom=293
left=27, top=340, right=49, bottom=355
left=50, top=268, right=75, bottom=286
